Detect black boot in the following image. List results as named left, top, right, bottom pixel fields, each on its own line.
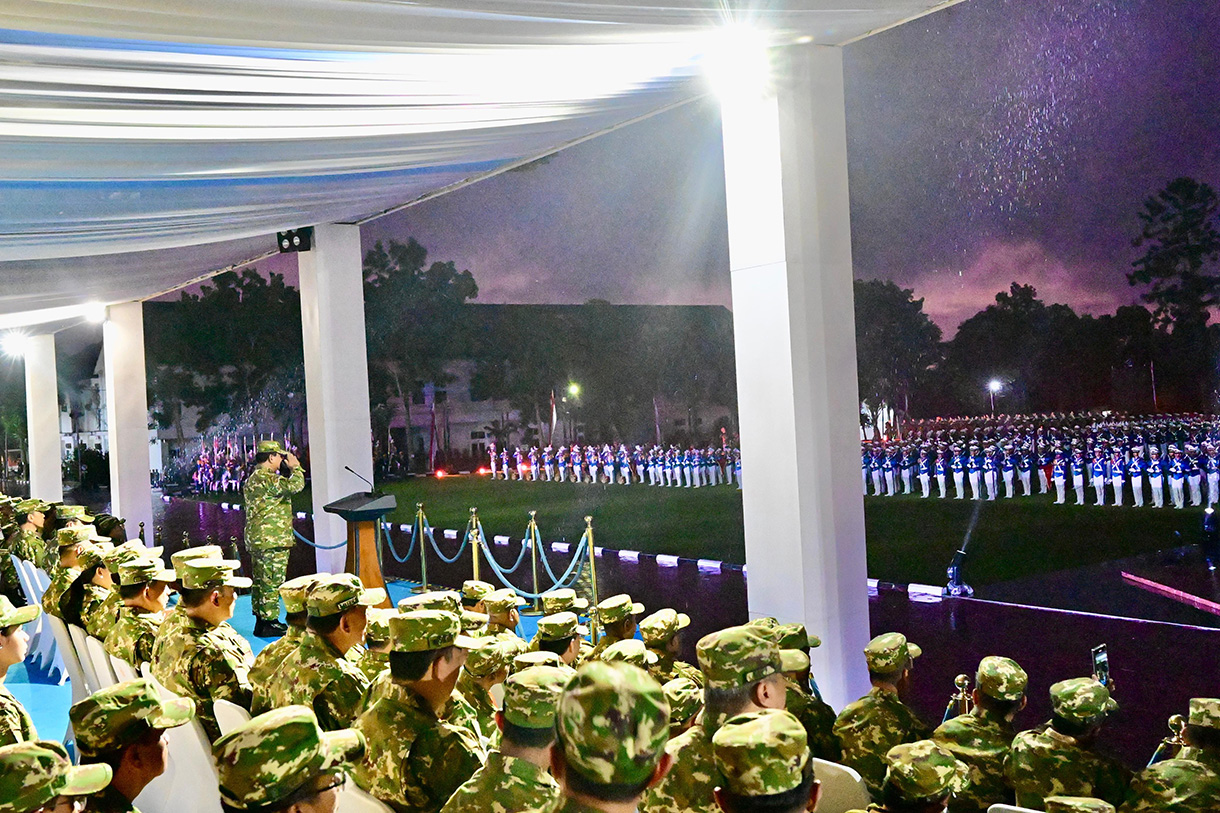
left=254, top=618, right=286, bottom=638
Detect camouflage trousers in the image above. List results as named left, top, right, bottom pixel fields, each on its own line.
left=250, top=547, right=291, bottom=620
left=0, top=547, right=23, bottom=603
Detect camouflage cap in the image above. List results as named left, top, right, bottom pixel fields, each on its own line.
left=13, top=498, right=49, bottom=514
left=975, top=656, right=1027, bottom=702
left=397, top=590, right=461, bottom=615
left=601, top=639, right=659, bottom=668
left=70, top=679, right=195, bottom=756
left=57, top=526, right=109, bottom=548
left=464, top=638, right=516, bottom=678
left=483, top=588, right=528, bottom=614
left=662, top=677, right=703, bottom=726
left=556, top=662, right=670, bottom=786
left=882, top=740, right=969, bottom=801
left=514, top=650, right=566, bottom=671
left=389, top=610, right=478, bottom=653
left=117, top=557, right=176, bottom=587
left=595, top=593, right=644, bottom=624
left=502, top=665, right=572, bottom=729
left=460, top=609, right=488, bottom=632
left=1049, top=677, right=1117, bottom=724
left=279, top=575, right=321, bottom=615
left=58, top=505, right=95, bottom=522
left=364, top=608, right=395, bottom=644
left=712, top=710, right=811, bottom=796
left=1188, top=698, right=1220, bottom=729
left=305, top=574, right=386, bottom=617
left=170, top=545, right=223, bottom=570
left=103, top=541, right=162, bottom=571
left=213, top=706, right=365, bottom=810
left=746, top=617, right=780, bottom=633
left=1044, top=798, right=1116, bottom=813
left=540, top=587, right=589, bottom=613
left=864, top=633, right=923, bottom=672
left=638, top=608, right=690, bottom=646
left=536, top=611, right=588, bottom=641
left=461, top=580, right=495, bottom=601
left=776, top=623, right=821, bottom=651
left=255, top=440, right=286, bottom=455
left=696, top=625, right=806, bottom=690
left=0, top=740, right=111, bottom=813
left=177, top=558, right=253, bottom=590
left=0, top=595, right=40, bottom=628
left=75, top=542, right=114, bottom=570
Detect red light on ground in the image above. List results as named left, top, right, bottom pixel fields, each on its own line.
left=477, top=467, right=489, bottom=475
left=435, top=470, right=446, bottom=478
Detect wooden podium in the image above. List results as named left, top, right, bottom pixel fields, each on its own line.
left=323, top=492, right=397, bottom=608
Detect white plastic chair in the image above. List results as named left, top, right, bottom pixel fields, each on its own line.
left=337, top=779, right=395, bottom=813
left=67, top=624, right=102, bottom=694
left=987, top=806, right=1040, bottom=813
left=85, top=635, right=118, bottom=687
left=136, top=672, right=222, bottom=813
left=811, top=758, right=871, bottom=813
left=11, top=557, right=47, bottom=660
left=213, top=699, right=251, bottom=736
left=111, top=653, right=139, bottom=682
left=43, top=614, right=88, bottom=748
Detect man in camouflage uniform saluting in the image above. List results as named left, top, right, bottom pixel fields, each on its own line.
left=1120, top=697, right=1220, bottom=812
left=710, top=709, right=823, bottom=813
left=242, top=439, right=304, bottom=638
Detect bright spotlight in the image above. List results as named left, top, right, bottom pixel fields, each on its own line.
left=702, top=23, right=772, bottom=101
left=567, top=383, right=581, bottom=397
left=83, top=302, right=107, bottom=323
left=988, top=380, right=1002, bottom=393
left=1, top=333, right=28, bottom=359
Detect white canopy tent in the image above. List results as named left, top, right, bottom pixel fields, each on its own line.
left=0, top=0, right=965, bottom=708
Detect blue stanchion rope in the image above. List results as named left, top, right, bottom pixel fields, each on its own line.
left=536, top=527, right=590, bottom=585
left=479, top=536, right=588, bottom=598
left=474, top=521, right=531, bottom=574
left=428, top=525, right=470, bottom=563
left=380, top=521, right=417, bottom=564
left=292, top=529, right=347, bottom=550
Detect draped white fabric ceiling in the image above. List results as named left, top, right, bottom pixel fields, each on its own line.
left=0, top=1, right=959, bottom=320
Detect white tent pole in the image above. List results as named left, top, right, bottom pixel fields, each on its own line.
left=25, top=334, right=63, bottom=503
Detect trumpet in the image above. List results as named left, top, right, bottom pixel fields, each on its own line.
left=1147, top=714, right=1187, bottom=767
left=942, top=674, right=972, bottom=724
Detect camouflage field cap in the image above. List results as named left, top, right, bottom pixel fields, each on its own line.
left=1049, top=677, right=1117, bottom=724
left=389, top=610, right=478, bottom=653
left=595, top=593, right=644, bottom=625
left=58, top=505, right=95, bottom=522
left=1188, top=697, right=1220, bottom=729
left=255, top=440, right=286, bottom=455
left=638, top=608, right=691, bottom=646
left=882, top=740, right=969, bottom=801
left=460, top=609, right=488, bottom=632
left=364, top=608, right=395, bottom=644
left=0, top=740, right=111, bottom=813
left=278, top=575, right=321, bottom=614
left=70, top=679, right=196, bottom=756
left=601, top=638, right=659, bottom=668
left=464, top=638, right=516, bottom=678
left=397, top=590, right=462, bottom=615
left=864, top=633, right=923, bottom=672
left=536, top=611, right=588, bottom=641
left=57, top=526, right=109, bottom=548
left=540, top=587, right=588, bottom=613
left=461, top=580, right=495, bottom=601
left=103, top=541, right=163, bottom=571
left=975, top=656, right=1028, bottom=702
left=712, top=710, right=811, bottom=796
left=1044, top=797, right=1116, bottom=813
left=13, top=498, right=49, bottom=514
left=178, top=558, right=253, bottom=590
left=746, top=617, right=780, bottom=633
left=306, top=574, right=386, bottom=617
left=75, top=541, right=114, bottom=570
left=0, top=595, right=40, bottom=628
left=170, top=545, right=223, bottom=570
left=117, top=557, right=176, bottom=587
left=663, top=677, right=703, bottom=726
left=502, top=665, right=572, bottom=729
left=776, top=623, right=821, bottom=651
left=696, top=625, right=806, bottom=690
left=483, top=588, right=528, bottom=614
left=556, top=662, right=670, bottom=786
left=514, top=650, right=565, bottom=671
left=213, top=706, right=365, bottom=810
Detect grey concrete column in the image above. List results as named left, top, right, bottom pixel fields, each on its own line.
left=103, top=301, right=154, bottom=536
left=24, top=334, right=63, bottom=502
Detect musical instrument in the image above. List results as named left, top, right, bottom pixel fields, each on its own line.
left=942, top=674, right=972, bottom=723
left=1147, top=714, right=1188, bottom=767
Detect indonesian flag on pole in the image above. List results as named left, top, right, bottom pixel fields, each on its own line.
left=550, top=390, right=558, bottom=445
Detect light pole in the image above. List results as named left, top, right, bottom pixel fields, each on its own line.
left=987, top=379, right=1002, bottom=415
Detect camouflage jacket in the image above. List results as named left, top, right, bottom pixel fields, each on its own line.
left=41, top=566, right=78, bottom=618
left=933, top=709, right=1017, bottom=813
left=151, top=614, right=252, bottom=742
left=352, top=679, right=487, bottom=813
left=243, top=465, right=305, bottom=550
left=1119, top=755, right=1220, bottom=813
left=64, top=583, right=109, bottom=629
left=104, top=606, right=165, bottom=667
left=86, top=590, right=124, bottom=641
left=833, top=687, right=933, bottom=797
left=648, top=653, right=703, bottom=687
left=255, top=629, right=369, bottom=729
left=1004, top=723, right=1132, bottom=809
left=585, top=632, right=629, bottom=662
left=152, top=604, right=253, bottom=667
left=440, top=751, right=561, bottom=813
left=8, top=527, right=53, bottom=572
left=356, top=649, right=388, bottom=684
left=0, top=682, right=36, bottom=746
left=248, top=625, right=304, bottom=687
left=787, top=682, right=842, bottom=763
left=641, top=718, right=717, bottom=813
left=455, top=670, right=497, bottom=743
left=84, top=782, right=139, bottom=813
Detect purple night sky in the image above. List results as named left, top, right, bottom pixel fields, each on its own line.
left=254, top=0, right=1220, bottom=337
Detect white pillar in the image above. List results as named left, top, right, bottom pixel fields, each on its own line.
left=723, top=44, right=870, bottom=709
left=103, top=301, right=154, bottom=537
left=24, top=334, right=63, bottom=502
left=298, top=224, right=375, bottom=573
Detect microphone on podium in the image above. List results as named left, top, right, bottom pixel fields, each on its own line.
left=344, top=465, right=376, bottom=494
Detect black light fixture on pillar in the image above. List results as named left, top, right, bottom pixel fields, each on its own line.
left=276, top=227, right=314, bottom=252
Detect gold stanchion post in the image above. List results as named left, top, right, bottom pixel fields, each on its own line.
left=522, top=511, right=543, bottom=616
left=138, top=522, right=145, bottom=544
left=586, top=515, right=600, bottom=644
left=411, top=503, right=432, bottom=593
left=469, top=507, right=481, bottom=582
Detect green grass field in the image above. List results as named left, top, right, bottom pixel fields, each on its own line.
left=192, top=476, right=1206, bottom=581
